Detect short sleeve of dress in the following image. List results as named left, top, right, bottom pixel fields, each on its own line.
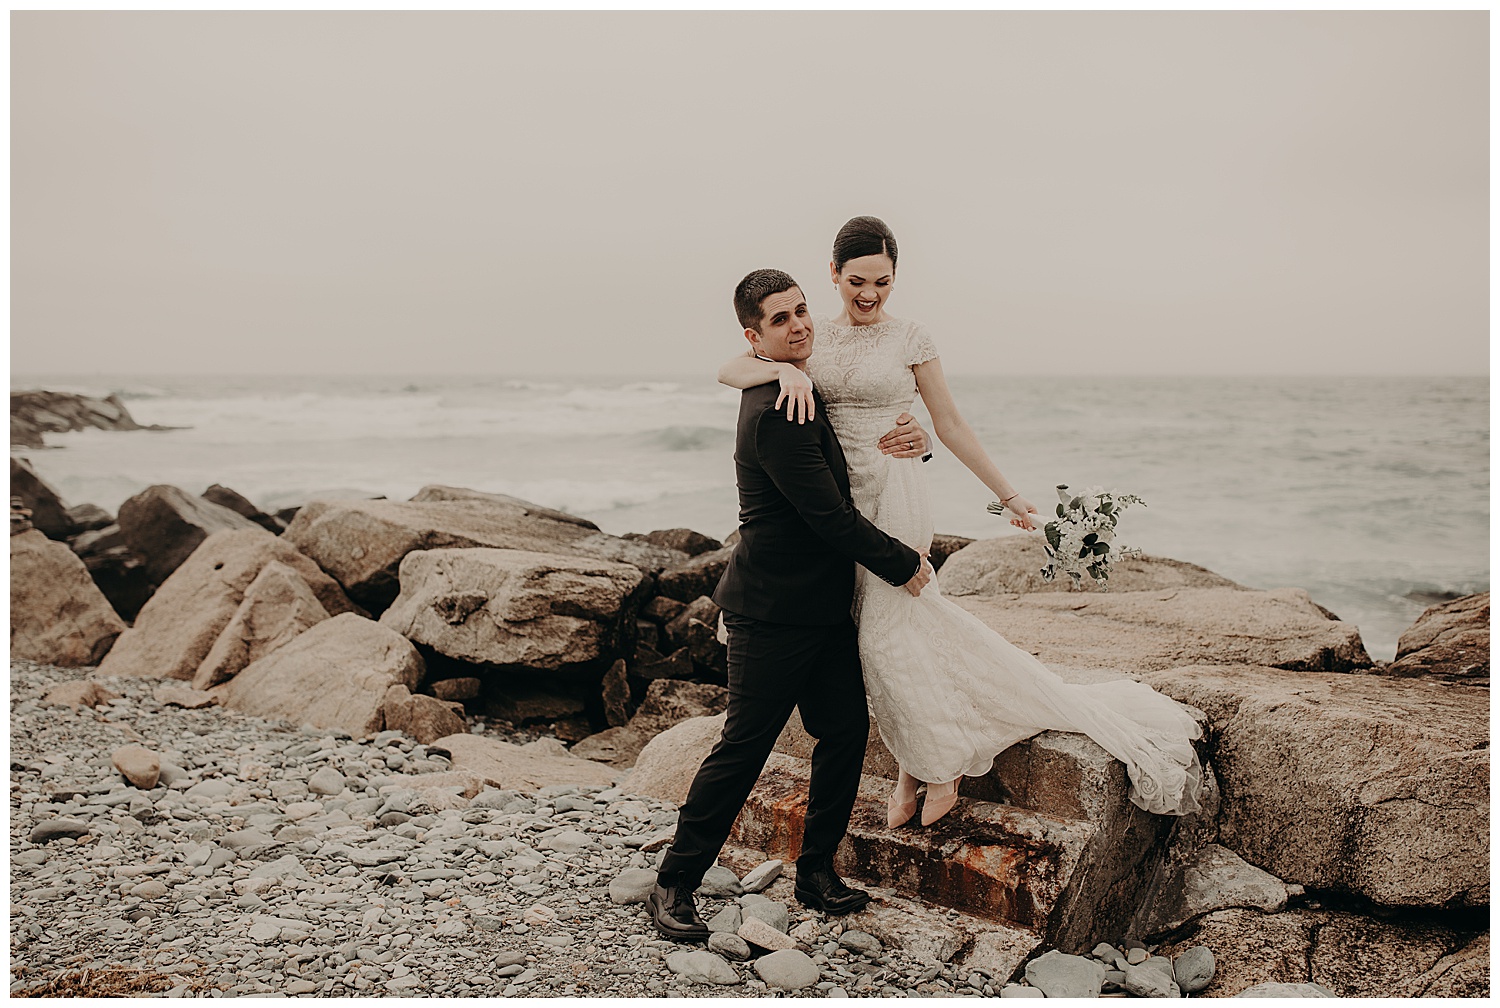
left=906, top=321, right=939, bottom=367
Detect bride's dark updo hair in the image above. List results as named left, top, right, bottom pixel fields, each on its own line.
left=832, top=216, right=898, bottom=273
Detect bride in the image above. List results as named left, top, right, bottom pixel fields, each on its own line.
left=718, top=216, right=1205, bottom=826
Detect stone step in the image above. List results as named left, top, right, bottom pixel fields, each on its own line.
left=774, top=712, right=1134, bottom=824
left=727, top=750, right=1177, bottom=952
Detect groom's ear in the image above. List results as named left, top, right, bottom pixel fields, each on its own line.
left=743, top=326, right=762, bottom=350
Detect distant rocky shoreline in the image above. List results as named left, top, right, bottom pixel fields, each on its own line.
left=8, top=387, right=1490, bottom=997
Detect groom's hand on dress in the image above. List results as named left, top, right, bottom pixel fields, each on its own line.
left=903, top=553, right=934, bottom=596
left=880, top=413, right=929, bottom=458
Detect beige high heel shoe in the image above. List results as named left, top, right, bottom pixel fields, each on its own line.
left=920, top=778, right=960, bottom=826
left=886, top=769, right=920, bottom=828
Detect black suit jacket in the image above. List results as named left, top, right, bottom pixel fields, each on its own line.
left=713, top=382, right=921, bottom=625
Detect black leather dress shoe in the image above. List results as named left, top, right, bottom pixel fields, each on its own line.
left=794, top=863, right=871, bottom=915
left=646, top=874, right=710, bottom=942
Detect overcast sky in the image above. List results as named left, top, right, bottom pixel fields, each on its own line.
left=11, top=11, right=1488, bottom=377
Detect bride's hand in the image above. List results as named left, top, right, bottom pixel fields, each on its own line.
left=774, top=364, right=816, bottom=424
left=1004, top=496, right=1040, bottom=531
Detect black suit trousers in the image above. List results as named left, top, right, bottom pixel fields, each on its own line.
left=657, top=612, right=868, bottom=887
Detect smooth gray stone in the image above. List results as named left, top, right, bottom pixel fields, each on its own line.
left=1091, top=942, right=1121, bottom=962
left=753, top=949, right=821, bottom=991
left=739, top=860, right=783, bottom=893
left=666, top=949, right=741, bottom=986
left=1173, top=946, right=1216, bottom=993
left=708, top=932, right=753, bottom=961
left=741, top=899, right=789, bottom=933
left=608, top=868, right=658, bottom=905
left=1000, top=984, right=1046, bottom=998
left=1235, top=982, right=1337, bottom=997
left=1023, top=950, right=1105, bottom=999
left=838, top=931, right=882, bottom=957
left=28, top=818, right=91, bottom=843
left=706, top=904, right=742, bottom=934
left=698, top=865, right=744, bottom=897
left=1122, top=964, right=1178, bottom=998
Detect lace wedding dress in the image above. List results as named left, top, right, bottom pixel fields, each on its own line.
left=807, top=315, right=1204, bottom=816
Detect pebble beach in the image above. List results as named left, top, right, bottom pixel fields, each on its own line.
left=10, top=661, right=1010, bottom=999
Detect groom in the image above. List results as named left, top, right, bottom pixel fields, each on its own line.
left=648, top=269, right=933, bottom=941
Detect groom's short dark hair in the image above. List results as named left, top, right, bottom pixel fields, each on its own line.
left=734, top=269, right=801, bottom=332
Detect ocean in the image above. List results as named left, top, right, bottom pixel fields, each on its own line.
left=11, top=373, right=1488, bottom=662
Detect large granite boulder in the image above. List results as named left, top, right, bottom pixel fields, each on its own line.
left=1142, top=665, right=1488, bottom=908
left=70, top=528, right=155, bottom=623
left=66, top=502, right=115, bottom=533
left=10, top=529, right=125, bottom=665
left=428, top=732, right=617, bottom=791
left=192, top=560, right=331, bottom=690
left=10, top=457, right=75, bottom=540
left=409, top=484, right=601, bottom=529
left=655, top=546, right=735, bottom=602
left=218, top=613, right=423, bottom=736
left=623, top=527, right=722, bottom=557
left=378, top=547, right=649, bottom=672
left=96, top=528, right=361, bottom=680
left=1382, top=592, right=1488, bottom=685
left=927, top=533, right=975, bottom=571
left=941, top=535, right=1244, bottom=597
left=379, top=684, right=467, bottom=744
left=117, top=484, right=263, bottom=583
left=1155, top=907, right=1485, bottom=997
left=202, top=484, right=286, bottom=534
left=572, top=679, right=729, bottom=768
left=284, top=495, right=681, bottom=610
left=625, top=713, right=727, bottom=804
left=954, top=587, right=1370, bottom=673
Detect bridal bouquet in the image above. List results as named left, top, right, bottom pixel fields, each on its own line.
left=988, top=485, right=1146, bottom=587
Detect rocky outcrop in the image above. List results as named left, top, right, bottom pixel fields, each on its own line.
left=117, top=484, right=263, bottom=583
left=284, top=495, right=681, bottom=610
left=202, top=484, right=286, bottom=534
left=941, top=535, right=1244, bottom=597
left=192, top=560, right=331, bottom=690
left=10, top=389, right=178, bottom=449
left=10, top=458, right=76, bottom=540
left=1142, top=665, right=1488, bottom=908
left=1382, top=592, right=1488, bottom=685
left=96, top=528, right=361, bottom=681
left=571, top=679, right=729, bottom=767
left=378, top=548, right=648, bottom=673
left=427, top=732, right=617, bottom=791
left=218, top=613, right=423, bottom=736
left=10, top=529, right=125, bottom=665
left=953, top=587, right=1370, bottom=673
left=1155, top=907, right=1485, bottom=997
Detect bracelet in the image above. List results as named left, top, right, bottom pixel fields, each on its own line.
left=1001, top=493, right=1019, bottom=504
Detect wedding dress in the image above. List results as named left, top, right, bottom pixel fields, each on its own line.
left=806, top=315, right=1204, bottom=816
